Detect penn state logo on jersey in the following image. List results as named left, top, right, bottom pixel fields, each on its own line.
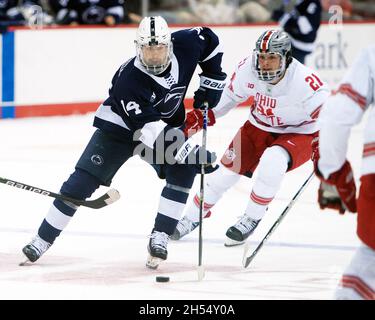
left=158, top=85, right=186, bottom=119
left=91, top=154, right=104, bottom=166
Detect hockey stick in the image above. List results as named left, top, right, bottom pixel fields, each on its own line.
left=0, top=176, right=120, bottom=209
left=243, top=171, right=315, bottom=268
left=197, top=101, right=209, bottom=281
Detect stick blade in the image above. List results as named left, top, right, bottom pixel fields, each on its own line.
left=242, top=242, right=253, bottom=268
left=197, top=265, right=205, bottom=281
left=104, top=189, right=121, bottom=205
left=83, top=188, right=121, bottom=209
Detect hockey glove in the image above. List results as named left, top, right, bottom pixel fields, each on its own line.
left=174, top=137, right=218, bottom=174
left=315, top=160, right=357, bottom=214
left=183, top=109, right=216, bottom=138
left=193, top=72, right=226, bottom=109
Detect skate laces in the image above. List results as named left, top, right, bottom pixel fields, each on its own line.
left=235, top=215, right=259, bottom=234
left=150, top=231, right=169, bottom=250
left=29, top=235, right=51, bottom=255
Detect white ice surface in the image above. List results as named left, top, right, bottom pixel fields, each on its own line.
left=0, top=108, right=365, bottom=300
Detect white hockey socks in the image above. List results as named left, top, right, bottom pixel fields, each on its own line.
left=45, top=202, right=76, bottom=232
left=184, top=165, right=241, bottom=223
left=334, top=243, right=375, bottom=300
left=245, top=146, right=289, bottom=220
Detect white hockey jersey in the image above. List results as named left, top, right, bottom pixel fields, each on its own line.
left=214, top=57, right=330, bottom=134
left=318, top=45, right=375, bottom=179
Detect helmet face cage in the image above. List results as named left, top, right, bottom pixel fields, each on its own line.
left=252, top=50, right=286, bottom=83
left=135, top=16, right=173, bottom=75
left=252, top=30, right=292, bottom=83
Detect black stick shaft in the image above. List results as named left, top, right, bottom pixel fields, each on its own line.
left=198, top=102, right=209, bottom=268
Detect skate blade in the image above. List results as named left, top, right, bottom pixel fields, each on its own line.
left=146, top=255, right=164, bottom=270
left=224, top=237, right=245, bottom=247
left=19, top=259, right=33, bottom=266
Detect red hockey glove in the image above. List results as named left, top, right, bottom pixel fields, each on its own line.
left=316, top=160, right=357, bottom=214
left=183, top=109, right=216, bottom=138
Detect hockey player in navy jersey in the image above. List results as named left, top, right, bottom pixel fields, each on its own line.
left=21, top=16, right=226, bottom=269
left=271, top=0, right=322, bottom=64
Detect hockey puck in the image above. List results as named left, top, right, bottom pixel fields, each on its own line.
left=156, top=276, right=170, bottom=283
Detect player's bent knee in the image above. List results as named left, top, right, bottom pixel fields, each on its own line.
left=60, top=168, right=102, bottom=200
left=258, top=146, right=289, bottom=178
left=206, top=165, right=240, bottom=195
left=165, top=164, right=196, bottom=189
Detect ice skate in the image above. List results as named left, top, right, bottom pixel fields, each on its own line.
left=171, top=209, right=212, bottom=240
left=225, top=215, right=261, bottom=247
left=146, top=230, right=169, bottom=269
left=21, top=235, right=51, bottom=265
left=171, top=216, right=200, bottom=240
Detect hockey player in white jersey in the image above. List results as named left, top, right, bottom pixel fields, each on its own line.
left=315, top=45, right=375, bottom=300
left=172, top=29, right=330, bottom=246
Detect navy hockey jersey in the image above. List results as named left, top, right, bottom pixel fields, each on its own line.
left=93, top=27, right=225, bottom=147
left=272, top=0, right=322, bottom=53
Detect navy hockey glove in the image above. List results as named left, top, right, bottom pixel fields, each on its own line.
left=193, top=72, right=226, bottom=109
